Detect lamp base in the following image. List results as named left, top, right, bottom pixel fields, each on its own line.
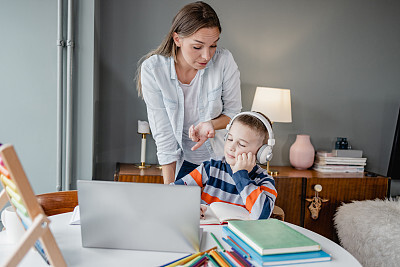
left=267, top=161, right=279, bottom=176
left=134, top=162, right=151, bottom=169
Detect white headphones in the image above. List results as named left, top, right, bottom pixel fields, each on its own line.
left=225, top=111, right=275, bottom=164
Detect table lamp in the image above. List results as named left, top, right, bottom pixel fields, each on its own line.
left=251, top=87, right=292, bottom=174
left=136, top=120, right=151, bottom=168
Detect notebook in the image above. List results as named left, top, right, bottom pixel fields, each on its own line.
left=222, top=226, right=331, bottom=266
left=228, top=219, right=321, bottom=255
left=77, top=180, right=201, bottom=253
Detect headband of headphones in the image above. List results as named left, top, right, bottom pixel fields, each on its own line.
left=226, top=111, right=275, bottom=147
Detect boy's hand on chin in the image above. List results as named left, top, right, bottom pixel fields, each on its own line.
left=232, top=152, right=256, bottom=173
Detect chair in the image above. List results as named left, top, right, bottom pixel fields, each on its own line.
left=271, top=205, right=285, bottom=221
left=36, top=190, right=78, bottom=216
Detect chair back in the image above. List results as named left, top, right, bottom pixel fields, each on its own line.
left=36, top=190, right=78, bottom=216
left=271, top=205, right=285, bottom=221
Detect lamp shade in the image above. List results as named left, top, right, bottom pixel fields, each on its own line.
left=251, top=87, right=292, bottom=123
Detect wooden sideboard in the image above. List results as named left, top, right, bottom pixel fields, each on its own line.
left=114, top=163, right=390, bottom=243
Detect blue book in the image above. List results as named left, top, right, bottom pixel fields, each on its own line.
left=222, top=226, right=331, bottom=266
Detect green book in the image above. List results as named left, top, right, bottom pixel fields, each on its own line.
left=228, top=219, right=321, bottom=255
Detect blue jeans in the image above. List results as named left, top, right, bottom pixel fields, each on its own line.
left=175, top=160, right=199, bottom=182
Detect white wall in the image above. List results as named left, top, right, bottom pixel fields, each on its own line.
left=0, top=0, right=95, bottom=193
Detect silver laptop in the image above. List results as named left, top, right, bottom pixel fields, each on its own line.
left=77, top=180, right=201, bottom=253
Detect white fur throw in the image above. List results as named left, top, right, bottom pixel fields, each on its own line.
left=334, top=199, right=400, bottom=267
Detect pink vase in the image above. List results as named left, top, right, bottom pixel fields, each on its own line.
left=290, top=135, right=315, bottom=170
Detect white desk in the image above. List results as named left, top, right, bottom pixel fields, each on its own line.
left=0, top=213, right=361, bottom=267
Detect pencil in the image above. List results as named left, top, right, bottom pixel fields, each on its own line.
left=227, top=236, right=251, bottom=258
left=226, top=251, right=246, bottom=267
left=222, top=237, right=247, bottom=258
left=210, top=250, right=229, bottom=267
left=231, top=248, right=252, bottom=267
left=183, top=254, right=203, bottom=267
left=189, top=255, right=208, bottom=267
left=214, top=250, right=232, bottom=267
left=219, top=251, right=236, bottom=267
left=206, top=253, right=220, bottom=267
left=160, top=255, right=191, bottom=267
left=210, top=232, right=225, bottom=251
left=164, top=246, right=217, bottom=267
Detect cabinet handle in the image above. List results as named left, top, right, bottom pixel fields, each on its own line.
left=305, top=184, right=329, bottom=220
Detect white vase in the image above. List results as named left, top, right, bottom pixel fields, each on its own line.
left=290, top=135, right=315, bottom=170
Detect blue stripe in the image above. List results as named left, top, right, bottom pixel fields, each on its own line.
left=208, top=176, right=239, bottom=194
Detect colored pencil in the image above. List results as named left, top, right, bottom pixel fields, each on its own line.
left=231, top=248, right=252, bottom=267
left=206, top=253, right=220, bottom=267
left=210, top=232, right=225, bottom=251
left=227, top=236, right=251, bottom=258
left=214, top=250, right=232, bottom=267
left=164, top=246, right=217, bottom=267
left=220, top=252, right=236, bottom=267
left=184, top=254, right=203, bottom=267
left=160, top=254, right=192, bottom=267
left=222, top=237, right=247, bottom=258
left=190, top=255, right=208, bottom=267
left=210, top=249, right=230, bottom=267
left=226, top=251, right=246, bottom=267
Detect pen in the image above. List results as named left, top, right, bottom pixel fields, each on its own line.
left=210, top=232, right=225, bottom=251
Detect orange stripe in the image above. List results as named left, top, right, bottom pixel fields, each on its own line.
left=245, top=186, right=278, bottom=212
left=201, top=192, right=246, bottom=208
left=261, top=186, right=278, bottom=197
left=190, top=168, right=203, bottom=187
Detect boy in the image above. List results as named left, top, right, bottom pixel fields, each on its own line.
left=174, top=112, right=277, bottom=219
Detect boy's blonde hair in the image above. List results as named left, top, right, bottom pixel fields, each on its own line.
left=234, top=112, right=272, bottom=145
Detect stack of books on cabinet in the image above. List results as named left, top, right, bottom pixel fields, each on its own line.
left=313, top=150, right=367, bottom=173
left=222, top=219, right=331, bottom=266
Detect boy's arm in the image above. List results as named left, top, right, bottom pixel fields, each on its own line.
left=172, top=163, right=209, bottom=187
left=231, top=168, right=277, bottom=219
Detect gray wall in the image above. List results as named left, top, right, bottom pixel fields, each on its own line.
left=0, top=0, right=95, bottom=194
left=95, top=1, right=400, bottom=191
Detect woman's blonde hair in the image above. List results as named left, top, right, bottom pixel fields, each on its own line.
left=135, top=1, right=221, bottom=96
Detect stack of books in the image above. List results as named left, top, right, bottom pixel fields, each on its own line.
left=313, top=150, right=366, bottom=173
left=222, top=219, right=331, bottom=266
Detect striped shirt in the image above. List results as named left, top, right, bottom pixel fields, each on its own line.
left=174, top=158, right=277, bottom=219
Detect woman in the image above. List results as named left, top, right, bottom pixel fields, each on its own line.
left=137, top=1, right=241, bottom=184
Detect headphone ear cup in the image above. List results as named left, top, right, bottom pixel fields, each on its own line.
left=257, top=145, right=273, bottom=164
left=224, top=132, right=228, bottom=142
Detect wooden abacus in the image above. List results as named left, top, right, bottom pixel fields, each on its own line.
left=0, top=144, right=66, bottom=267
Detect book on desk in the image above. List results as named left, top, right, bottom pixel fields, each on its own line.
left=223, top=219, right=331, bottom=266
left=201, top=202, right=254, bottom=225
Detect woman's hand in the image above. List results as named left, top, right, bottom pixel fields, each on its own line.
left=232, top=152, right=256, bottom=173
left=189, top=121, right=215, bottom=151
